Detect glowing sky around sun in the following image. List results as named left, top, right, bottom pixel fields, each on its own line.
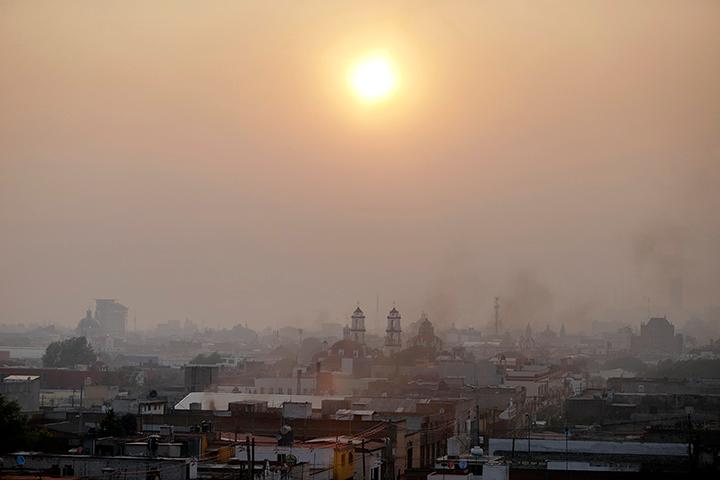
left=348, top=54, right=398, bottom=102
left=1, top=1, right=719, bottom=331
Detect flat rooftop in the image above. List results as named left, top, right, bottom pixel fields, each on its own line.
left=175, top=392, right=345, bottom=410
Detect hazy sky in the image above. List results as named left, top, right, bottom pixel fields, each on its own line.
left=1, top=1, right=719, bottom=332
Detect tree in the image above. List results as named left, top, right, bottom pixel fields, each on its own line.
left=99, top=409, right=124, bottom=437
left=43, top=337, right=97, bottom=367
left=651, top=359, right=720, bottom=379
left=603, top=356, right=647, bottom=373
left=0, top=394, right=28, bottom=453
left=190, top=352, right=223, bottom=364
left=120, top=413, right=138, bottom=435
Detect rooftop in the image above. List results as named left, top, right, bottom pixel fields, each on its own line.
left=175, top=392, right=345, bottom=410
left=2, top=375, right=40, bottom=382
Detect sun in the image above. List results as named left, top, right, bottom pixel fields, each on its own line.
left=348, top=53, right=398, bottom=102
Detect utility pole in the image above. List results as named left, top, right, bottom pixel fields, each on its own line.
left=687, top=414, right=694, bottom=473
left=376, top=294, right=380, bottom=335
left=251, top=436, right=256, bottom=480
left=245, top=436, right=251, bottom=480
left=383, top=420, right=396, bottom=480
left=526, top=414, right=531, bottom=461
left=564, top=424, right=569, bottom=471
left=493, top=297, right=500, bottom=336
left=78, top=381, right=84, bottom=436
left=362, top=439, right=367, bottom=480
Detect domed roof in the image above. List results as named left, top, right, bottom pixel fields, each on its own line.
left=353, top=307, right=364, bottom=315
left=77, top=310, right=101, bottom=333
left=78, top=316, right=100, bottom=329
left=328, top=338, right=366, bottom=357
left=388, top=307, right=400, bottom=316
left=417, top=313, right=434, bottom=336
left=408, top=313, right=442, bottom=352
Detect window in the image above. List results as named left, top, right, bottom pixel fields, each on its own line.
left=278, top=388, right=284, bottom=394
left=407, top=447, right=413, bottom=468
left=260, top=387, right=264, bottom=394
left=348, top=452, right=353, bottom=464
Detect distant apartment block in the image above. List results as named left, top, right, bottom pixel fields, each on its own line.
left=94, top=299, right=129, bottom=336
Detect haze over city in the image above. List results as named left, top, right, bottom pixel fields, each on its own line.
left=1, top=1, right=719, bottom=334
left=4, top=2, right=720, bottom=480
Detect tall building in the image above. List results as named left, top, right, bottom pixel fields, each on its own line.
left=384, top=307, right=402, bottom=355
left=94, top=299, right=128, bottom=337
left=349, top=306, right=366, bottom=345
left=631, top=316, right=683, bottom=356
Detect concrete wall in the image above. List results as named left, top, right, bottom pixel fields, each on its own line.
left=83, top=385, right=119, bottom=408
left=283, top=402, right=312, bottom=419
left=438, top=360, right=501, bottom=387
left=255, top=377, right=316, bottom=395
left=184, top=365, right=219, bottom=393
left=0, top=377, right=40, bottom=412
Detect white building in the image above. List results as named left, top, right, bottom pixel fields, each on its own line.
left=350, top=307, right=367, bottom=345
left=384, top=307, right=402, bottom=355
left=504, top=365, right=550, bottom=401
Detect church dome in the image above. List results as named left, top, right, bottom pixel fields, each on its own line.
left=328, top=338, right=366, bottom=358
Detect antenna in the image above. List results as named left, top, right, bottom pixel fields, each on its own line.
left=296, top=328, right=303, bottom=365
left=376, top=294, right=380, bottom=335
left=494, top=297, right=500, bottom=337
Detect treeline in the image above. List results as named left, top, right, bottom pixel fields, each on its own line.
left=652, top=358, right=720, bottom=379
left=601, top=356, right=720, bottom=379
left=43, top=336, right=96, bottom=367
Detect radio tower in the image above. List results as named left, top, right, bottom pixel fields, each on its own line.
left=494, top=297, right=500, bottom=336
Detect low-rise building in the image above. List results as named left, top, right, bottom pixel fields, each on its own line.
left=1, top=452, right=197, bottom=480
left=140, top=398, right=169, bottom=416
left=503, top=365, right=550, bottom=409
left=0, top=374, right=40, bottom=412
